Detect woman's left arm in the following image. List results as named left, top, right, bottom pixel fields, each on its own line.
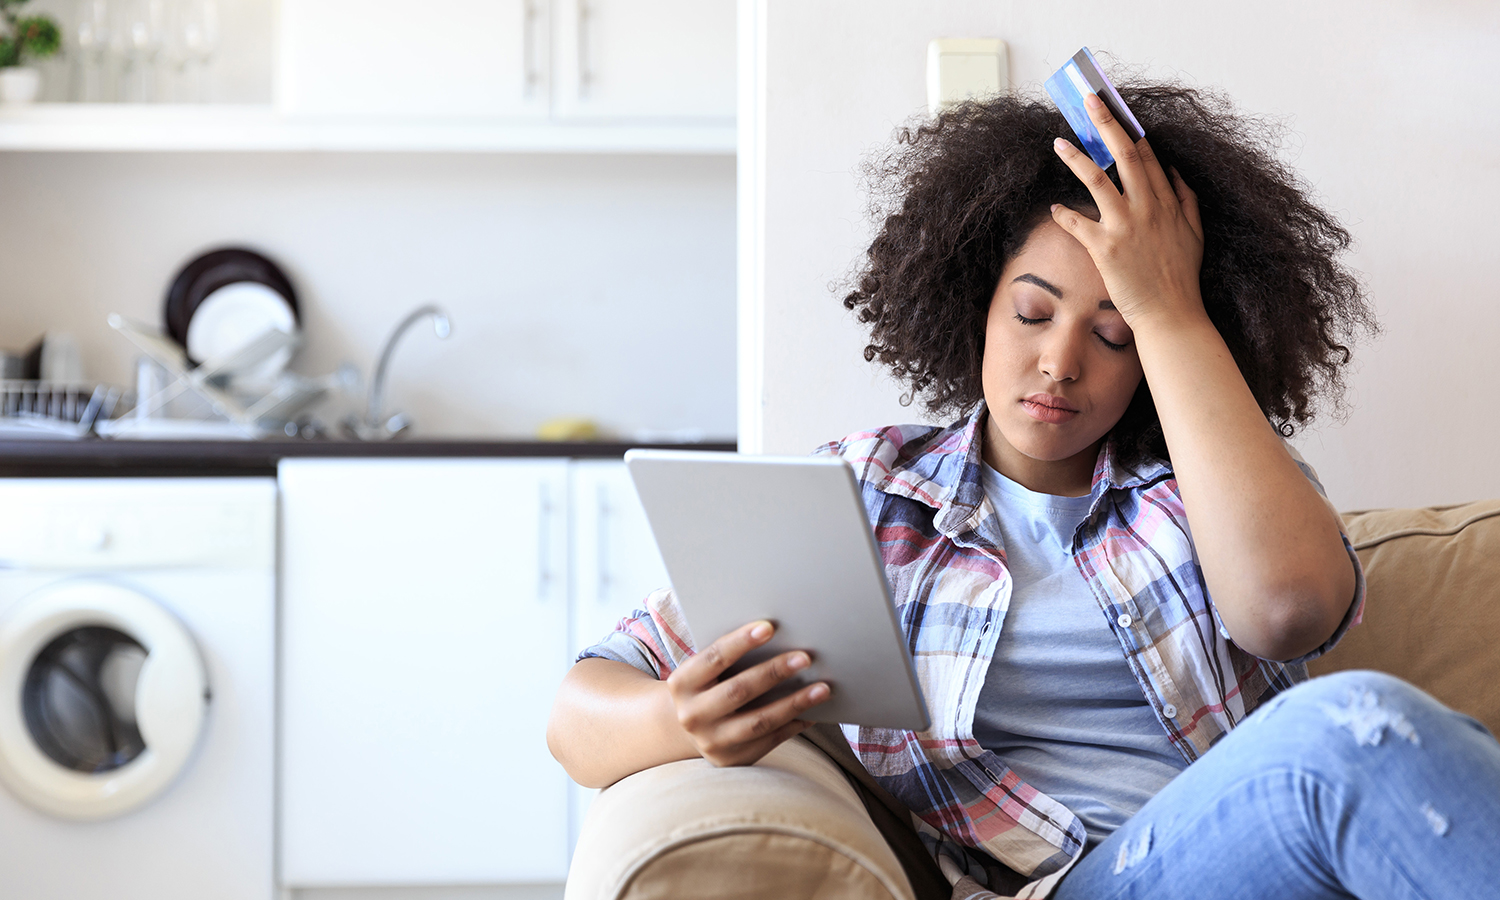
left=1051, top=93, right=1355, bottom=662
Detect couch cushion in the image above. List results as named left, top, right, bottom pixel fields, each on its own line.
left=1310, top=499, right=1500, bottom=736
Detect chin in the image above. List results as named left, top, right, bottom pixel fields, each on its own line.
left=1004, top=434, right=1088, bottom=465
left=1024, top=446, right=1091, bottom=465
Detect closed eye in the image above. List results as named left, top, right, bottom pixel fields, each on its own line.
left=1017, top=313, right=1131, bottom=352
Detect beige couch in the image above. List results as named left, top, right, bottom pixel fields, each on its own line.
left=565, top=499, right=1500, bottom=900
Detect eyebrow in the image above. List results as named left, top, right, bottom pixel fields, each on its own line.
left=1012, top=273, right=1062, bottom=297
left=1011, top=273, right=1116, bottom=310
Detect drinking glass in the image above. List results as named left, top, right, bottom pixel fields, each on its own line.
left=171, top=0, right=217, bottom=102
left=72, top=0, right=111, bottom=102
left=118, top=0, right=166, bottom=102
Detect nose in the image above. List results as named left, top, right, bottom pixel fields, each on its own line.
left=1037, top=327, right=1084, bottom=383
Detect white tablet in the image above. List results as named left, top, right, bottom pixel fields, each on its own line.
left=624, top=449, right=930, bottom=731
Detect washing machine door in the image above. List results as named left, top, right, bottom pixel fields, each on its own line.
left=0, top=580, right=209, bottom=820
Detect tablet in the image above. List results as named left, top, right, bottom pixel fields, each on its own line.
left=624, top=449, right=930, bottom=731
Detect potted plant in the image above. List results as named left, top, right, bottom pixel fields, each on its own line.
left=0, top=0, right=61, bottom=105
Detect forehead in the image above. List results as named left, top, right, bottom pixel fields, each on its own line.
left=999, top=222, right=1107, bottom=299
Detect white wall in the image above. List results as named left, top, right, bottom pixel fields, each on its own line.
left=740, top=0, right=1500, bottom=510
left=0, top=152, right=736, bottom=439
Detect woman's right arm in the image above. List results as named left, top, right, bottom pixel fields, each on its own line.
left=546, top=620, right=831, bottom=789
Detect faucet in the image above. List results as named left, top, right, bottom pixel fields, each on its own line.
left=345, top=304, right=451, bottom=440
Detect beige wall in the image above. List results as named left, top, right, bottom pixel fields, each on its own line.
left=0, top=152, right=737, bottom=440
left=740, top=0, right=1500, bottom=510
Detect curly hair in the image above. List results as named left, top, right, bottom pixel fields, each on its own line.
left=843, top=81, right=1376, bottom=466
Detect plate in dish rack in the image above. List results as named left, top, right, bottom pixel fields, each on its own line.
left=164, top=248, right=300, bottom=381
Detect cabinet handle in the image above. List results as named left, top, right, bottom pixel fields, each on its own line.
left=523, top=0, right=541, bottom=98
left=538, top=481, right=553, bottom=602
left=577, top=0, right=595, bottom=99
left=596, top=483, right=611, bottom=606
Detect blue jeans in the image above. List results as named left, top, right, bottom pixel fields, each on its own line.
left=1053, top=671, right=1500, bottom=900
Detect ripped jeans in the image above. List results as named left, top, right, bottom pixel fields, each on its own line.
left=1053, top=670, right=1500, bottom=900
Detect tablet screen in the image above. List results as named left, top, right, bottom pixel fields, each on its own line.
left=625, top=449, right=930, bottom=731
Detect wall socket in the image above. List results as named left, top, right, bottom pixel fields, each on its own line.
left=926, top=39, right=1009, bottom=115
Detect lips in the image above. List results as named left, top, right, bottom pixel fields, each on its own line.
left=1020, top=393, right=1079, bottom=424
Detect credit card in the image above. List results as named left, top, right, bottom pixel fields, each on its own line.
left=1044, top=47, right=1145, bottom=170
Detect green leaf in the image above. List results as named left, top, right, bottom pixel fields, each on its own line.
left=14, top=15, right=59, bottom=62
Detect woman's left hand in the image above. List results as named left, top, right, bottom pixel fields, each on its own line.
left=1050, top=92, right=1356, bottom=663
left=1050, top=92, right=1206, bottom=331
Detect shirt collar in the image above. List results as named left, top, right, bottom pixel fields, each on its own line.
left=876, top=402, right=1172, bottom=536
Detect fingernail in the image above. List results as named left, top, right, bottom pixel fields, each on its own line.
left=1050, top=203, right=1061, bottom=213
left=1053, top=137, right=1069, bottom=153
left=1084, top=92, right=1102, bottom=109
left=750, top=622, right=773, bottom=640
left=808, top=683, right=830, bottom=701
left=788, top=652, right=809, bottom=670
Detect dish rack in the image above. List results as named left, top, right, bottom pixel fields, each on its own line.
left=0, top=381, right=123, bottom=439
left=102, top=314, right=331, bottom=439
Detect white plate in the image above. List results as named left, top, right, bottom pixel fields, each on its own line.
left=184, top=282, right=298, bottom=383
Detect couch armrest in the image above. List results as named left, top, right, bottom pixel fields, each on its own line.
left=565, top=736, right=915, bottom=900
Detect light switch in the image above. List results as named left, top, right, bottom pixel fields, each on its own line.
left=926, top=39, right=1009, bottom=115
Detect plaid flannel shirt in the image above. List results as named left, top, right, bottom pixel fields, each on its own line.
left=580, top=404, right=1365, bottom=899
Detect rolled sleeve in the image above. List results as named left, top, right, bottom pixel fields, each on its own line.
left=575, top=588, right=699, bottom=678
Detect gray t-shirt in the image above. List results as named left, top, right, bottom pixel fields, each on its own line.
left=974, top=463, right=1187, bottom=847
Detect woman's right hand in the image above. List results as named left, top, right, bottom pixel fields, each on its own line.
left=666, top=620, right=831, bottom=767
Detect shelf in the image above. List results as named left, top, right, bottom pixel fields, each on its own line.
left=0, top=104, right=736, bottom=154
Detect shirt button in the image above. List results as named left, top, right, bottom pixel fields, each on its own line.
left=1163, top=704, right=1178, bottom=719
left=1116, top=613, right=1133, bottom=628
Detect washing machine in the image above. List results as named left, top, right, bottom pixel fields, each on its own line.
left=0, top=477, right=276, bottom=900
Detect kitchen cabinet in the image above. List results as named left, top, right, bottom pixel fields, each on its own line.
left=278, top=0, right=734, bottom=122
left=566, top=460, right=673, bottom=849
left=0, top=0, right=734, bottom=152
left=569, top=459, right=672, bottom=660
left=278, top=0, right=548, bottom=119
left=551, top=0, right=737, bottom=121
left=279, top=458, right=573, bottom=885
left=279, top=456, right=671, bottom=886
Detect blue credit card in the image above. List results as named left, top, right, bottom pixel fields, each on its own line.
left=1044, top=47, right=1145, bottom=170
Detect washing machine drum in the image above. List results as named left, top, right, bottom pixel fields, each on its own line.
left=0, top=581, right=209, bottom=820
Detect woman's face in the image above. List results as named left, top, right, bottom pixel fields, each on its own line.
left=981, top=220, right=1145, bottom=496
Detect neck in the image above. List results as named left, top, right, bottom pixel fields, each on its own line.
left=980, top=416, right=1099, bottom=498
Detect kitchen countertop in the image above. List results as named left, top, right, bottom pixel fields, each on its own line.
left=0, top=438, right=738, bottom=478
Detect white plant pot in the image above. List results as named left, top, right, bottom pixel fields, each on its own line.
left=0, top=67, right=42, bottom=105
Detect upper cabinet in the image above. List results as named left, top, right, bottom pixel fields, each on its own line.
left=278, top=0, right=550, bottom=120
left=280, top=0, right=735, bottom=123
left=0, top=0, right=735, bottom=152
left=550, top=0, right=736, bottom=121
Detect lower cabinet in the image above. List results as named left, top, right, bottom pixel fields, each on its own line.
left=564, top=460, right=673, bottom=848
left=568, top=459, right=671, bottom=659
left=279, top=457, right=667, bottom=887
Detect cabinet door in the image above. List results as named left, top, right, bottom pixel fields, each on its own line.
left=568, top=460, right=672, bottom=659
left=279, top=458, right=571, bottom=885
left=566, top=460, right=672, bottom=851
left=551, top=0, right=736, bottom=121
left=278, top=0, right=549, bottom=118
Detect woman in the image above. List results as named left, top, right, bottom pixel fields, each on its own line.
left=549, top=81, right=1500, bottom=899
